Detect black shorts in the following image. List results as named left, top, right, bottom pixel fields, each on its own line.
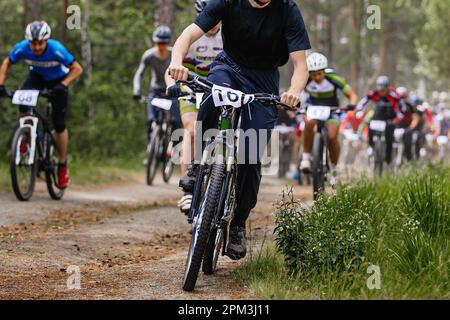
left=20, top=72, right=68, bottom=133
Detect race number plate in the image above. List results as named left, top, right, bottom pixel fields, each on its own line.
left=307, top=106, right=331, bottom=121
left=370, top=120, right=387, bottom=132
left=437, top=136, right=449, bottom=145
left=212, top=84, right=255, bottom=109
left=343, top=129, right=359, bottom=141
left=394, top=128, right=405, bottom=141
left=196, top=93, right=205, bottom=110
left=151, top=98, right=172, bottom=110
left=12, top=90, right=40, bottom=107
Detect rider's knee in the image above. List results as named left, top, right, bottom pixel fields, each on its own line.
left=54, top=122, right=66, bottom=134
left=186, top=124, right=195, bottom=140
left=305, top=119, right=316, bottom=130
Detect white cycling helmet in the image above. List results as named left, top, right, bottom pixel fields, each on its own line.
left=25, top=21, right=51, bottom=41
left=397, top=87, right=408, bottom=99
left=307, top=53, right=328, bottom=72
left=376, top=75, right=390, bottom=90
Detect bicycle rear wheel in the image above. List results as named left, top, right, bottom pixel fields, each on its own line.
left=10, top=127, right=37, bottom=201
left=45, top=132, right=65, bottom=200
left=183, top=162, right=225, bottom=292
left=312, top=132, right=325, bottom=200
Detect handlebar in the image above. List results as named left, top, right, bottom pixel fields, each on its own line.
left=6, top=89, right=55, bottom=99
left=175, top=74, right=298, bottom=111
left=298, top=104, right=355, bottom=115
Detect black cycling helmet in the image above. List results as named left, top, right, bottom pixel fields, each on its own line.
left=153, top=26, right=171, bottom=44
left=25, top=21, right=51, bottom=42
left=376, top=75, right=390, bottom=90
left=195, top=0, right=211, bottom=13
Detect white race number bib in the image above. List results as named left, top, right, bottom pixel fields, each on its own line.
left=370, top=120, right=387, bottom=132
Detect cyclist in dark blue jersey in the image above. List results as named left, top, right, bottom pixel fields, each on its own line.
left=0, top=21, right=83, bottom=189
left=168, top=0, right=311, bottom=260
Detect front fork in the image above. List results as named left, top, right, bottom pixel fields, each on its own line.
left=16, top=116, right=39, bottom=166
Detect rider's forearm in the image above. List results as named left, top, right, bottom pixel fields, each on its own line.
left=165, top=68, right=176, bottom=87
left=61, top=61, right=83, bottom=87
left=0, top=58, right=12, bottom=85
left=171, top=24, right=205, bottom=66
left=347, top=91, right=358, bottom=105
left=288, top=51, right=308, bottom=95
left=410, top=114, right=420, bottom=130
left=357, top=97, right=369, bottom=111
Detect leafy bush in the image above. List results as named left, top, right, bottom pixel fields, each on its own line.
left=237, top=165, right=450, bottom=299
left=275, top=187, right=374, bottom=273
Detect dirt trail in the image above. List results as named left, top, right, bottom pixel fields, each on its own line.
left=0, top=174, right=311, bottom=300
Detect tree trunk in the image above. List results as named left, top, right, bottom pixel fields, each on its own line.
left=326, top=0, right=334, bottom=65
left=81, top=0, right=94, bottom=117
left=23, top=0, right=42, bottom=26
left=61, top=0, right=68, bottom=42
left=155, top=0, right=175, bottom=32
left=350, top=0, right=363, bottom=93
left=378, top=22, right=391, bottom=77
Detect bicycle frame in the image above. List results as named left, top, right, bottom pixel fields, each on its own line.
left=188, top=105, right=240, bottom=225
left=16, top=116, right=39, bottom=166
left=16, top=100, right=54, bottom=166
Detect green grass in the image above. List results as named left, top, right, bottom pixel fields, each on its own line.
left=0, top=162, right=10, bottom=191
left=0, top=156, right=147, bottom=191
left=69, top=157, right=144, bottom=186
left=235, top=165, right=450, bottom=299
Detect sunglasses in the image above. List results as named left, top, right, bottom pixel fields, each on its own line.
left=30, top=40, right=46, bottom=46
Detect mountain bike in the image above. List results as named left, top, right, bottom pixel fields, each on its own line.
left=392, top=127, right=406, bottom=170
left=143, top=96, right=176, bottom=186
left=6, top=89, right=65, bottom=201
left=368, top=119, right=391, bottom=177
left=301, top=105, right=347, bottom=200
left=436, top=135, right=449, bottom=162
left=175, top=75, right=294, bottom=292
left=342, top=128, right=360, bottom=166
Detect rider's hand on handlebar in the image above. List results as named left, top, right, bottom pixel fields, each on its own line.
left=133, top=94, right=142, bottom=102
left=280, top=91, right=300, bottom=110
left=168, top=64, right=189, bottom=81
left=166, top=83, right=182, bottom=98
left=346, top=104, right=356, bottom=111
left=0, top=85, right=7, bottom=98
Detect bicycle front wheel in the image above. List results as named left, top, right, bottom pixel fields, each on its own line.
left=10, top=127, right=38, bottom=201
left=374, top=138, right=384, bottom=178
left=183, top=162, right=225, bottom=292
left=312, top=132, right=325, bottom=200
